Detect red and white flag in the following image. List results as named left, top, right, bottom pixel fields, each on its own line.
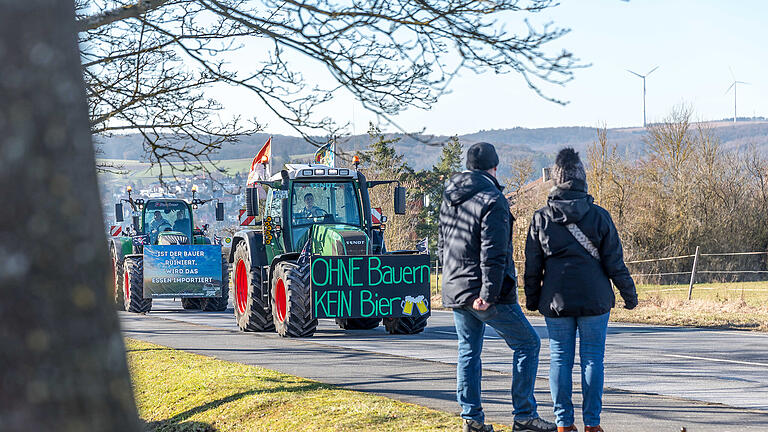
left=247, top=137, right=272, bottom=187
left=247, top=137, right=272, bottom=199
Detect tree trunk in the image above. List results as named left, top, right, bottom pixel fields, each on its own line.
left=0, top=1, right=140, bottom=431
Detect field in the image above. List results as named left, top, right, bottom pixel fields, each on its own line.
left=98, top=158, right=253, bottom=180
left=126, top=338, right=511, bottom=431
left=430, top=276, right=768, bottom=331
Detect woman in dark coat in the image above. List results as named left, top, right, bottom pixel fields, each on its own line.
left=524, top=148, right=638, bottom=432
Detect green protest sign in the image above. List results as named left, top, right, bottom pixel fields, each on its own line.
left=310, top=254, right=431, bottom=319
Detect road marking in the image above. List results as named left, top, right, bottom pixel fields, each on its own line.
left=432, top=330, right=500, bottom=340
left=664, top=354, right=768, bottom=367
left=433, top=330, right=456, bottom=336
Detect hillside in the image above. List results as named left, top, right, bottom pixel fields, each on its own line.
left=95, top=120, right=768, bottom=180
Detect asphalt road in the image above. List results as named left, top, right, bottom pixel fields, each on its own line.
left=121, top=299, right=768, bottom=430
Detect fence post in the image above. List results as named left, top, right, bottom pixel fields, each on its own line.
left=687, top=246, right=700, bottom=300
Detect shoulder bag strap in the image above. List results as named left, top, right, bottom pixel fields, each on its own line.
left=565, top=223, right=601, bottom=262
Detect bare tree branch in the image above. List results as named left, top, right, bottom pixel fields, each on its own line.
left=77, top=0, right=172, bottom=31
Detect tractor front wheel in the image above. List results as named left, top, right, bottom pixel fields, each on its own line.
left=181, top=298, right=201, bottom=309
left=271, top=260, right=316, bottom=337
left=232, top=242, right=274, bottom=331
left=111, top=246, right=125, bottom=310
left=201, top=256, right=230, bottom=311
left=383, top=315, right=428, bottom=335
left=335, top=318, right=381, bottom=330
left=124, top=256, right=152, bottom=313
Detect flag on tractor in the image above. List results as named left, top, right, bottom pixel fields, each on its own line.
left=247, top=136, right=272, bottom=186
left=416, top=237, right=429, bottom=254
left=313, top=140, right=335, bottom=167
left=247, top=136, right=272, bottom=198
left=297, top=238, right=313, bottom=267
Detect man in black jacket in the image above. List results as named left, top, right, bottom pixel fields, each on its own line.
left=439, top=142, right=556, bottom=432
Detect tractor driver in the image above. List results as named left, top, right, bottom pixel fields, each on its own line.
left=149, top=211, right=171, bottom=241
left=172, top=209, right=190, bottom=232
left=300, top=193, right=326, bottom=219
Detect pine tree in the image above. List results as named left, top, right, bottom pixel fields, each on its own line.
left=362, top=123, right=413, bottom=180
left=416, top=136, right=464, bottom=252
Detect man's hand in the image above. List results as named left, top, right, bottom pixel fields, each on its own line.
left=472, top=297, right=492, bottom=311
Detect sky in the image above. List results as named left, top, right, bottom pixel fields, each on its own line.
left=213, top=0, right=768, bottom=136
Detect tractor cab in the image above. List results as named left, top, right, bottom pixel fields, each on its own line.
left=114, top=186, right=225, bottom=248
left=290, top=178, right=362, bottom=247
left=142, top=199, right=193, bottom=244
left=260, top=164, right=371, bottom=258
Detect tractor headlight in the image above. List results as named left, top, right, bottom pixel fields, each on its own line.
left=327, top=169, right=338, bottom=175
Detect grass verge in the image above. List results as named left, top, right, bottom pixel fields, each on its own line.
left=126, top=338, right=508, bottom=431
left=430, top=276, right=768, bottom=331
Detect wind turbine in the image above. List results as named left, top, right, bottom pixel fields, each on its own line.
left=627, top=66, right=659, bottom=127
left=726, top=68, right=750, bottom=123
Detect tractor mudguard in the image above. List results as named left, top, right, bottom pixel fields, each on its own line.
left=270, top=252, right=300, bottom=267
left=109, top=237, right=133, bottom=262
left=268, top=252, right=301, bottom=292
left=229, top=230, right=268, bottom=268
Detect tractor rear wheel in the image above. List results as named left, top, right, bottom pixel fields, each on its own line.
left=124, top=256, right=152, bottom=313
left=383, top=315, right=428, bottom=335
left=111, top=246, right=125, bottom=310
left=201, top=256, right=230, bottom=311
left=271, top=260, right=317, bottom=337
left=335, top=318, right=381, bottom=330
left=181, top=298, right=201, bottom=309
left=232, top=242, right=274, bottom=331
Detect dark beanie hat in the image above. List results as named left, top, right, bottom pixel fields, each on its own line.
left=551, top=147, right=587, bottom=184
left=466, top=142, right=499, bottom=171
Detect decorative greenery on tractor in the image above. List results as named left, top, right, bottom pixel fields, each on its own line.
left=229, top=163, right=430, bottom=338
left=109, top=186, right=228, bottom=313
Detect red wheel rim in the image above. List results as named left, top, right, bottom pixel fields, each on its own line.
left=235, top=259, right=248, bottom=314
left=124, top=268, right=130, bottom=303
left=275, top=278, right=287, bottom=322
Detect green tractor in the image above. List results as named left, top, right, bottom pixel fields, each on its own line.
left=229, top=164, right=431, bottom=337
left=109, top=186, right=229, bottom=313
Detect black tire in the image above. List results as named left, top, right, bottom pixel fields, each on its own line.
left=383, top=315, right=428, bottom=335
left=124, top=256, right=152, bottom=313
left=201, top=256, right=230, bottom=312
left=271, top=260, right=317, bottom=337
left=111, top=245, right=125, bottom=310
left=181, top=298, right=201, bottom=309
left=335, top=317, right=381, bottom=330
left=232, top=241, right=274, bottom=331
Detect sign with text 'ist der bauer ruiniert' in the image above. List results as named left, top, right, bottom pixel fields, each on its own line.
left=310, top=255, right=431, bottom=319
left=143, top=245, right=223, bottom=298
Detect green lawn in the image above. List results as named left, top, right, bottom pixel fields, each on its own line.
left=98, top=158, right=253, bottom=180
left=636, top=281, right=768, bottom=306
left=126, top=338, right=512, bottom=431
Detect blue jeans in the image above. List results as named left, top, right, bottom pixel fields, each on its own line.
left=544, top=313, right=610, bottom=427
left=453, top=303, right=541, bottom=423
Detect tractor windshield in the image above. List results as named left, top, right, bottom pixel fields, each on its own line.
left=291, top=181, right=361, bottom=227
left=144, top=200, right=192, bottom=243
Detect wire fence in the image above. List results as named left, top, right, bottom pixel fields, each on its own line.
left=625, top=247, right=768, bottom=299
left=430, top=248, right=768, bottom=300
